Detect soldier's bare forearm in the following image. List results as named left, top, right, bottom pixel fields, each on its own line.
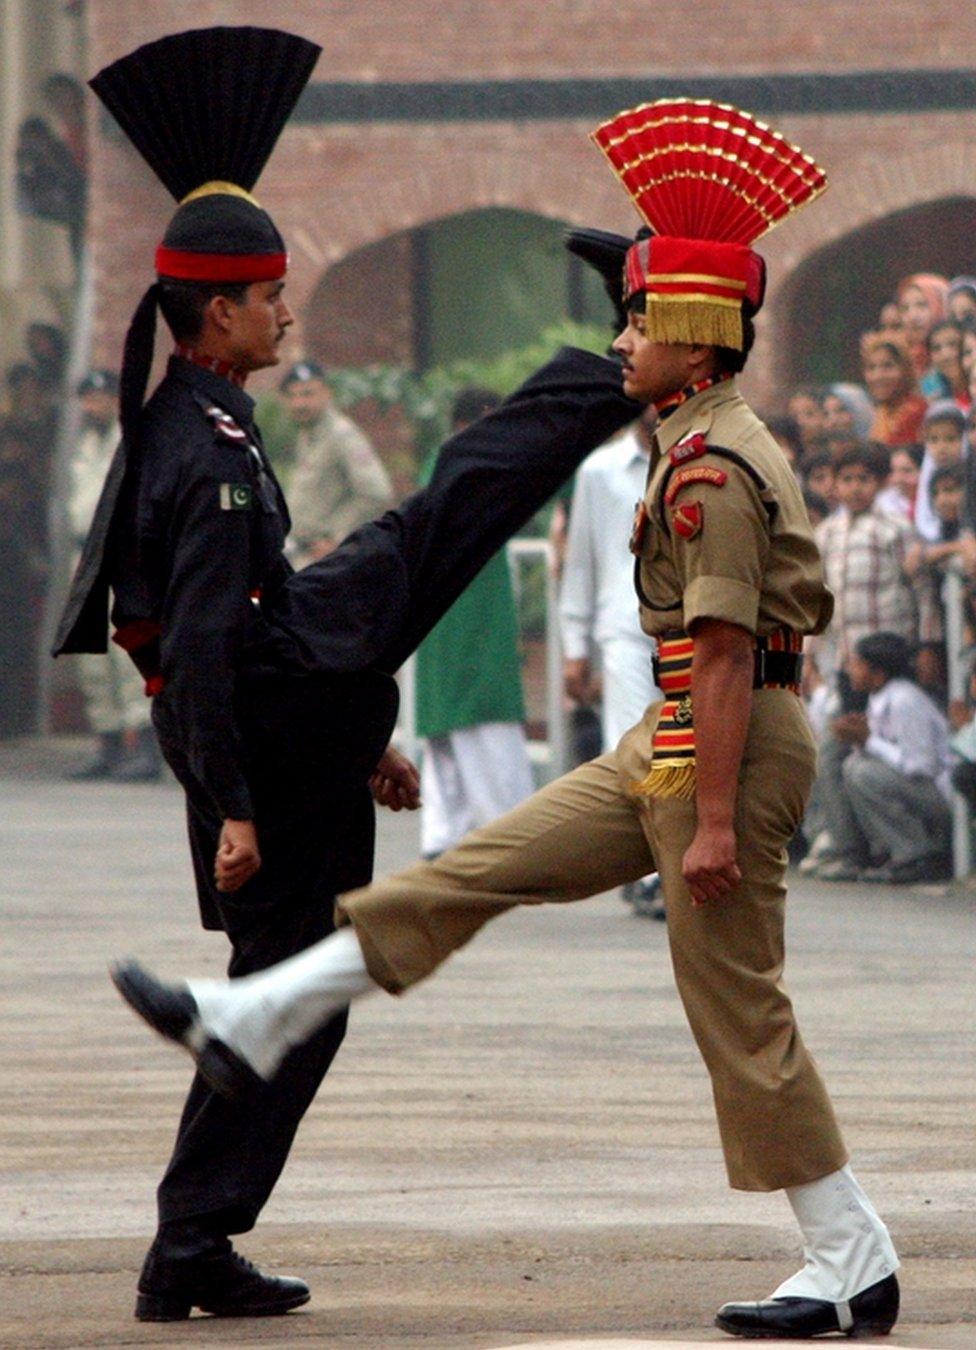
left=690, top=619, right=754, bottom=829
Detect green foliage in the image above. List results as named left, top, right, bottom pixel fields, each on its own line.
left=253, top=391, right=298, bottom=480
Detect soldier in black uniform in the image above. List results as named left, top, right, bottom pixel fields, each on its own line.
left=56, top=28, right=640, bottom=1322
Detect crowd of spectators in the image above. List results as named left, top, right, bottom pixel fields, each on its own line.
left=777, top=272, right=976, bottom=882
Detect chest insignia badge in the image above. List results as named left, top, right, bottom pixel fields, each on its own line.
left=629, top=499, right=650, bottom=555
left=220, top=482, right=253, bottom=511
left=669, top=433, right=708, bottom=466
left=664, top=464, right=728, bottom=506
left=671, top=500, right=703, bottom=540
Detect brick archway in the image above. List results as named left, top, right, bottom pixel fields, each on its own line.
left=267, top=123, right=631, bottom=335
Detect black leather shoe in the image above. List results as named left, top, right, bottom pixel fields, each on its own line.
left=136, top=1247, right=310, bottom=1321
left=110, top=960, right=265, bottom=1100
left=715, top=1272, right=899, bottom=1338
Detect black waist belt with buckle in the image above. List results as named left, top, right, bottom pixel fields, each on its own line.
left=652, top=629, right=803, bottom=692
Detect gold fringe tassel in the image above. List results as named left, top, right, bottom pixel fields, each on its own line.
left=645, top=296, right=744, bottom=350
left=630, top=760, right=697, bottom=801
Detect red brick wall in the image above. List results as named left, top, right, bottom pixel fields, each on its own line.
left=87, top=1, right=976, bottom=77
left=84, top=2, right=976, bottom=412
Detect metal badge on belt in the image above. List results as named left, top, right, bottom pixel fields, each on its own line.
left=220, top=483, right=253, bottom=511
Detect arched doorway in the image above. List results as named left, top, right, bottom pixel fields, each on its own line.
left=301, top=206, right=615, bottom=483
left=304, top=205, right=614, bottom=371
left=778, top=195, right=976, bottom=389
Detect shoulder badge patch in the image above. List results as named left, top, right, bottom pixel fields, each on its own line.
left=669, top=433, right=709, bottom=466
left=220, top=482, right=253, bottom=511
left=205, top=404, right=249, bottom=444
left=671, top=500, right=703, bottom=540
left=664, top=464, right=728, bottom=506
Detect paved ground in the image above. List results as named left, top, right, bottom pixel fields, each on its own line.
left=0, top=737, right=974, bottom=1349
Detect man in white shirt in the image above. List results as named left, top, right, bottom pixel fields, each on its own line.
left=814, top=631, right=952, bottom=883
left=560, top=413, right=661, bottom=913
left=560, top=413, right=658, bottom=750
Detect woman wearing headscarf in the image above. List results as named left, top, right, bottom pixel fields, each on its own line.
left=947, top=276, right=976, bottom=325
left=862, top=334, right=928, bottom=446
left=896, top=272, right=949, bottom=379
left=921, top=319, right=968, bottom=406
left=823, top=381, right=874, bottom=439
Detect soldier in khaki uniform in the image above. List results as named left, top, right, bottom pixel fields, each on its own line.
left=67, top=370, right=160, bottom=781
left=114, top=101, right=901, bottom=1340
left=280, top=361, right=393, bottom=567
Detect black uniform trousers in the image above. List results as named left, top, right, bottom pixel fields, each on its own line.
left=151, top=666, right=397, bottom=1246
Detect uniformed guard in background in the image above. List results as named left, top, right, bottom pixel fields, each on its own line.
left=67, top=369, right=161, bottom=780
left=279, top=359, right=393, bottom=567
left=117, top=99, right=902, bottom=1341
left=56, top=27, right=641, bottom=1322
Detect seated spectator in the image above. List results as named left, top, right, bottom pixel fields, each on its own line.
left=875, top=442, right=923, bottom=523
left=921, top=319, right=967, bottom=404
left=947, top=654, right=976, bottom=807
left=809, top=632, right=952, bottom=884
left=914, top=400, right=966, bottom=542
left=823, top=382, right=874, bottom=439
left=813, top=443, right=932, bottom=691
left=803, top=450, right=837, bottom=510
left=863, top=335, right=927, bottom=446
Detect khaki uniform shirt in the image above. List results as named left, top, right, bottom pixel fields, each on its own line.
left=287, top=407, right=393, bottom=564
left=68, top=421, right=120, bottom=544
left=633, top=379, right=833, bottom=640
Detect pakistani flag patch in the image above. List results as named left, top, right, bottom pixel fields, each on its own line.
left=220, top=482, right=253, bottom=511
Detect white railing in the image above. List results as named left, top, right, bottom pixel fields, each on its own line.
left=942, top=566, right=971, bottom=880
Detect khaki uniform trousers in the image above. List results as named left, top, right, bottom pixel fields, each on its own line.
left=339, top=689, right=848, bottom=1192
left=76, top=646, right=150, bottom=735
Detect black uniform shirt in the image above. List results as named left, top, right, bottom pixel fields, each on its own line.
left=110, top=357, right=292, bottom=820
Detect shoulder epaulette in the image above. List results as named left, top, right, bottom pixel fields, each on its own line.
left=658, top=439, right=778, bottom=535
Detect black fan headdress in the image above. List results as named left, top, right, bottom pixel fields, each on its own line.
left=90, top=26, right=321, bottom=438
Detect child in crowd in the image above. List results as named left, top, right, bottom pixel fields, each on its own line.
left=813, top=443, right=932, bottom=692
left=803, top=451, right=837, bottom=511
left=921, top=319, right=967, bottom=404
left=765, top=413, right=803, bottom=471
left=960, top=318, right=976, bottom=384
left=875, top=443, right=923, bottom=522
left=914, top=400, right=967, bottom=542
left=905, top=465, right=976, bottom=698
left=948, top=277, right=976, bottom=326
left=802, top=488, right=831, bottom=529
left=787, top=385, right=826, bottom=458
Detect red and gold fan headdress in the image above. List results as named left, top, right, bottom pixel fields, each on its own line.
left=591, top=99, right=828, bottom=350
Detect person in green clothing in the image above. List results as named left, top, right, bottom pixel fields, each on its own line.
left=415, top=387, right=535, bottom=856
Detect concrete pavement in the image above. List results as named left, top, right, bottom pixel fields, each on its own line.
left=0, top=737, right=973, bottom=1347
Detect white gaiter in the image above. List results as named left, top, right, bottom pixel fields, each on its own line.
left=773, top=1165, right=899, bottom=1303
left=188, top=926, right=378, bottom=1079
